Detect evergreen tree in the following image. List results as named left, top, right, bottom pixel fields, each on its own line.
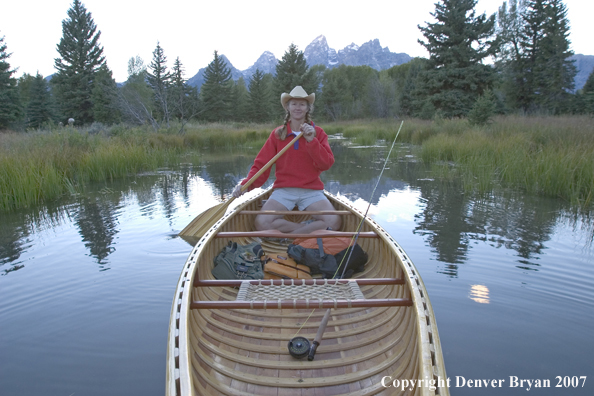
left=416, top=0, right=498, bottom=118
left=147, top=42, right=172, bottom=125
left=26, top=73, right=54, bottom=129
left=200, top=50, right=232, bottom=122
left=230, top=77, right=249, bottom=121
left=247, top=69, right=274, bottom=122
left=495, top=0, right=529, bottom=110
left=537, top=0, right=576, bottom=113
left=320, top=66, right=352, bottom=121
left=52, top=0, right=106, bottom=125
left=91, top=64, right=119, bottom=124
left=468, top=90, right=497, bottom=125
left=274, top=44, right=318, bottom=107
left=0, top=34, right=22, bottom=129
left=170, top=56, right=199, bottom=126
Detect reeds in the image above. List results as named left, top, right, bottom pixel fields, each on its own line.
left=418, top=116, right=594, bottom=207
left=0, top=122, right=273, bottom=211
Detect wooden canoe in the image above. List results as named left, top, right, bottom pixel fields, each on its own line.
left=167, top=189, right=449, bottom=396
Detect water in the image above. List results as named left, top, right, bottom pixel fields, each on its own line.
left=1, top=140, right=593, bottom=395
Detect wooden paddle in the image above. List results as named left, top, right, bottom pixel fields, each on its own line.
left=178, top=131, right=304, bottom=238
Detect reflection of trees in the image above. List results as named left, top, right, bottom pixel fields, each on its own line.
left=74, top=197, right=120, bottom=268
left=410, top=177, right=562, bottom=277
left=1, top=203, right=70, bottom=275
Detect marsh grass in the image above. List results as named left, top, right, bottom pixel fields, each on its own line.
left=0, top=122, right=273, bottom=211
left=418, top=116, right=594, bottom=207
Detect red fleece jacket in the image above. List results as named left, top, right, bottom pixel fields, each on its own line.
left=241, top=125, right=334, bottom=191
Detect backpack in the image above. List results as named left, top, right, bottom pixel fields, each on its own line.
left=263, top=254, right=312, bottom=279
left=287, top=237, right=368, bottom=279
left=212, top=241, right=265, bottom=280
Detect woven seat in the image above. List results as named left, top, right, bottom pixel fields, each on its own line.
left=236, top=279, right=366, bottom=309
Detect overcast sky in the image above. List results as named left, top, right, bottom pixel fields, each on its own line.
left=1, top=0, right=592, bottom=83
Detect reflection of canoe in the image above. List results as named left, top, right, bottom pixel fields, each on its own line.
left=167, top=189, right=449, bottom=396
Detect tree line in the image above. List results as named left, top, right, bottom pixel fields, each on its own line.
left=1, top=0, right=593, bottom=131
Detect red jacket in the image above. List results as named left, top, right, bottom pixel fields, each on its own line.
left=241, top=125, right=334, bottom=191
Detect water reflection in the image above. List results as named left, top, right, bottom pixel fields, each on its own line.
left=469, top=284, right=490, bottom=304
left=0, top=141, right=592, bottom=278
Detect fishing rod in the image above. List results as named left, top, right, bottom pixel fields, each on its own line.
left=288, top=121, right=405, bottom=361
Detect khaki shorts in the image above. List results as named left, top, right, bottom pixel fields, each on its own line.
left=269, top=188, right=327, bottom=211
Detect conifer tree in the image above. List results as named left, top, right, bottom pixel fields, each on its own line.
left=170, top=56, right=198, bottom=124
left=274, top=44, right=318, bottom=106
left=537, top=0, right=576, bottom=113
left=247, top=69, right=273, bottom=122
left=91, top=64, right=119, bottom=124
left=230, top=77, right=249, bottom=121
left=415, top=0, right=498, bottom=118
left=200, top=50, right=232, bottom=122
left=147, top=42, right=172, bottom=125
left=26, top=73, right=54, bottom=129
left=0, top=34, right=22, bottom=128
left=52, top=0, right=106, bottom=125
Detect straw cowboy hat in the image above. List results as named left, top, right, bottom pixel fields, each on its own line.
left=281, top=86, right=315, bottom=109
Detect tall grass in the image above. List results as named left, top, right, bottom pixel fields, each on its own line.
left=418, top=116, right=594, bottom=207
left=0, top=122, right=273, bottom=211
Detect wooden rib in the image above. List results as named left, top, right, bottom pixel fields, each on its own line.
left=189, top=317, right=417, bottom=388
left=168, top=189, right=449, bottom=396
left=215, top=231, right=379, bottom=238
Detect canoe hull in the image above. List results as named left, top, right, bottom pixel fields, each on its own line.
left=167, top=189, right=448, bottom=395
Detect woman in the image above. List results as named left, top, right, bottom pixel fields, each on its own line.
left=232, top=86, right=341, bottom=233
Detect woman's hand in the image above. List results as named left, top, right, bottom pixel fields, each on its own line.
left=232, top=183, right=246, bottom=198
left=300, top=123, right=316, bottom=143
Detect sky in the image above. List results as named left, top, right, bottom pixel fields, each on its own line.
left=1, top=0, right=592, bottom=83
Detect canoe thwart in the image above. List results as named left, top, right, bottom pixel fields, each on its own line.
left=214, top=231, right=378, bottom=238
left=194, top=277, right=406, bottom=288
left=239, top=210, right=352, bottom=216
left=190, top=298, right=413, bottom=310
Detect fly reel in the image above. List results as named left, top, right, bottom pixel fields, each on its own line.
left=288, top=336, right=310, bottom=359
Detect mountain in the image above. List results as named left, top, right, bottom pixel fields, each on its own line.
left=571, top=54, right=594, bottom=92
left=242, top=51, right=278, bottom=78
left=186, top=54, right=245, bottom=89
left=185, top=35, right=591, bottom=92
left=186, top=35, right=412, bottom=89
left=304, top=35, right=411, bottom=70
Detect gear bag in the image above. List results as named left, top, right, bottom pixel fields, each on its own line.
left=287, top=237, right=368, bottom=279
left=212, top=241, right=265, bottom=280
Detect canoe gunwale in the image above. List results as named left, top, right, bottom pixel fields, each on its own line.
left=167, top=188, right=449, bottom=396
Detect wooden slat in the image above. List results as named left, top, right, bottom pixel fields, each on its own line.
left=215, top=231, right=378, bottom=238
left=194, top=278, right=405, bottom=288
left=239, top=210, right=352, bottom=216
left=190, top=298, right=413, bottom=310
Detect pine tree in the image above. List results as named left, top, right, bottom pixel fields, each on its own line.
left=52, top=0, right=106, bottom=125
left=537, top=0, right=576, bottom=113
left=26, top=73, right=54, bottom=129
left=415, top=0, right=498, bottom=118
left=200, top=51, right=232, bottom=122
left=247, top=69, right=274, bottom=122
left=147, top=42, right=172, bottom=125
left=230, top=77, right=249, bottom=121
left=274, top=44, right=318, bottom=107
left=91, top=64, right=119, bottom=124
left=0, top=34, right=22, bottom=129
left=495, top=0, right=530, bottom=110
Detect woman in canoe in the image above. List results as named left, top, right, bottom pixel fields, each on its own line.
left=232, top=86, right=341, bottom=233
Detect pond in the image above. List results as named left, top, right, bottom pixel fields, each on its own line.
left=1, top=137, right=593, bottom=395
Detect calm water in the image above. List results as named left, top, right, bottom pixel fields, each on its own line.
left=1, top=138, right=593, bottom=395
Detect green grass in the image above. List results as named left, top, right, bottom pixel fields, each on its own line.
left=417, top=115, right=594, bottom=207
left=0, top=121, right=273, bottom=211
left=2, top=116, right=593, bottom=211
